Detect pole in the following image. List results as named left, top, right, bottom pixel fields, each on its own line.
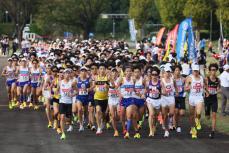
left=112, top=18, right=115, bottom=38
left=210, top=10, right=212, bottom=41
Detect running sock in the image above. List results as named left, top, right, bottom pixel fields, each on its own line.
left=127, top=119, right=132, bottom=132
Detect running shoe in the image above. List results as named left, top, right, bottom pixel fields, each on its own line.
left=48, top=121, right=53, bottom=128
left=91, top=125, right=96, bottom=131
left=11, top=101, right=16, bottom=108
left=176, top=127, right=181, bottom=133
left=124, top=132, right=130, bottom=139
left=19, top=104, right=24, bottom=109
left=191, top=127, right=197, bottom=139
left=122, top=129, right=127, bottom=135
left=67, top=125, right=73, bottom=132
left=195, top=118, right=202, bottom=130
left=134, top=132, right=141, bottom=139
left=96, top=128, right=103, bottom=135
left=106, top=123, right=111, bottom=130
left=164, top=130, right=169, bottom=138
left=15, top=101, right=19, bottom=107
left=23, top=102, right=27, bottom=108
left=79, top=125, right=84, bottom=132
left=87, top=124, right=91, bottom=129
left=8, top=102, right=13, bottom=110
left=209, top=131, right=215, bottom=139
left=113, top=130, right=119, bottom=137
left=34, top=105, right=39, bottom=110
left=57, top=128, right=62, bottom=134
left=29, top=103, right=33, bottom=108
left=60, top=133, right=66, bottom=140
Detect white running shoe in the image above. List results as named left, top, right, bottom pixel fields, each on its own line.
left=67, top=125, right=73, bottom=132
left=91, top=125, right=96, bottom=131
left=164, top=130, right=169, bottom=138
left=176, top=127, right=181, bottom=133
left=79, top=125, right=84, bottom=132
left=96, top=128, right=102, bottom=135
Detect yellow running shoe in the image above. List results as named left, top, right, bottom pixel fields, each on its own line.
left=191, top=127, right=197, bottom=139
left=11, top=101, right=16, bottom=108
left=57, top=128, right=62, bottom=134
left=48, top=121, right=52, bottom=128
left=19, top=103, right=24, bottom=109
left=106, top=123, right=111, bottom=130
left=195, top=118, right=202, bottom=130
left=114, top=130, right=119, bottom=137
left=134, top=133, right=141, bottom=139
left=23, top=102, right=27, bottom=108
left=15, top=101, right=19, bottom=107
left=29, top=103, right=33, bottom=108
left=60, top=133, right=66, bottom=140
left=9, top=102, right=13, bottom=110
left=34, top=105, right=39, bottom=110
left=124, top=132, right=130, bottom=139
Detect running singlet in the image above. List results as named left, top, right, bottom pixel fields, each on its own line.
left=31, top=68, right=40, bottom=83
left=18, top=67, right=29, bottom=82
left=162, top=78, right=175, bottom=96
left=190, top=75, right=204, bottom=97
left=108, top=79, right=119, bottom=98
left=175, top=77, right=185, bottom=97
left=133, top=77, right=145, bottom=99
left=120, top=77, right=134, bottom=98
left=94, top=76, right=108, bottom=100
left=52, top=77, right=60, bottom=99
left=77, top=77, right=90, bottom=96
left=207, top=77, right=219, bottom=95
left=59, top=80, right=73, bottom=104
left=6, top=66, right=16, bottom=81
left=148, top=80, right=161, bottom=99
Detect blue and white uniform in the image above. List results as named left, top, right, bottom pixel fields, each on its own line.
left=133, top=77, right=145, bottom=107
left=30, top=68, right=41, bottom=88
left=120, top=77, right=135, bottom=108
left=17, top=66, right=30, bottom=87
left=6, top=66, right=16, bottom=86
left=76, top=77, right=90, bottom=105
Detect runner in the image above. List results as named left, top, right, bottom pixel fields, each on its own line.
left=108, top=68, right=120, bottom=137
left=58, top=69, right=76, bottom=140
left=93, top=63, right=109, bottom=135
left=1, top=58, right=17, bottom=109
left=185, top=64, right=205, bottom=139
left=173, top=65, right=186, bottom=133
left=161, top=65, right=178, bottom=138
left=42, top=64, right=53, bottom=128
left=204, top=63, right=220, bottom=139
left=145, top=66, right=161, bottom=137
left=16, top=58, right=30, bottom=109
left=30, top=59, right=42, bottom=110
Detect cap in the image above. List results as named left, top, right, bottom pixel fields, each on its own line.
left=192, top=64, right=200, bottom=71
left=223, top=64, right=229, bottom=70
left=21, top=58, right=27, bottom=61
left=111, top=68, right=117, bottom=72
left=80, top=66, right=88, bottom=71
left=63, top=68, right=72, bottom=73
left=7, top=58, right=12, bottom=61
left=164, top=65, right=172, bottom=72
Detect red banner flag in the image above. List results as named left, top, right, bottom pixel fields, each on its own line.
left=156, top=27, right=166, bottom=45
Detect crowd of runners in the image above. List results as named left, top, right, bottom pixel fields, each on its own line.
left=1, top=38, right=229, bottom=140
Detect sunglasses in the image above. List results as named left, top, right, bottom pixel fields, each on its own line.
left=152, top=73, right=158, bottom=76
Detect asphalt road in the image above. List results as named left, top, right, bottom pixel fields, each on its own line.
left=0, top=57, right=228, bottom=153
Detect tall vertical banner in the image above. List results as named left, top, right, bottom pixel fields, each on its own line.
left=156, top=27, right=166, bottom=45
left=187, top=18, right=196, bottom=62
left=163, top=24, right=179, bottom=61
left=176, top=18, right=190, bottom=62
left=128, top=19, right=137, bottom=42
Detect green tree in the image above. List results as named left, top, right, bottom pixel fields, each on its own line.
left=215, top=0, right=229, bottom=36
left=155, top=0, right=186, bottom=29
